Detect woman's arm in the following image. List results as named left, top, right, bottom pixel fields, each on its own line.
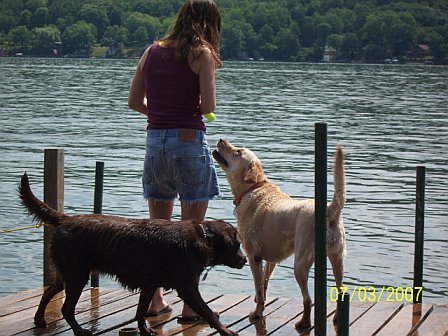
left=197, top=48, right=216, bottom=115
left=128, top=47, right=150, bottom=115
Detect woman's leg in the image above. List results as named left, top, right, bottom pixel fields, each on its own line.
left=148, top=199, right=174, bottom=220
left=181, top=201, right=208, bottom=222
left=147, top=199, right=174, bottom=314
left=180, top=201, right=209, bottom=318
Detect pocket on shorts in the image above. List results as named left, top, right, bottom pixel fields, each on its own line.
left=175, top=155, right=206, bottom=187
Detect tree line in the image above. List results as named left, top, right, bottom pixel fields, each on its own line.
left=1, top=0, right=447, bottom=63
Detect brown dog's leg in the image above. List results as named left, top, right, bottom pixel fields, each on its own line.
left=62, top=276, right=91, bottom=335
left=135, top=287, right=157, bottom=336
left=34, top=274, right=64, bottom=328
left=248, top=256, right=264, bottom=321
left=178, top=285, right=237, bottom=336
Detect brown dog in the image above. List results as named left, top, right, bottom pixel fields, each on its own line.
left=19, top=173, right=246, bottom=336
left=213, top=140, right=346, bottom=330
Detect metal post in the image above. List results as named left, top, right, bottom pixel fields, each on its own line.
left=315, top=122, right=327, bottom=335
left=337, top=292, right=350, bottom=336
left=43, top=148, right=64, bottom=286
left=90, top=161, right=104, bottom=287
left=94, top=161, right=104, bottom=215
left=413, top=166, right=425, bottom=303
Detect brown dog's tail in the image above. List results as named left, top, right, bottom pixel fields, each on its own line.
left=328, top=146, right=346, bottom=222
left=19, top=173, right=65, bottom=226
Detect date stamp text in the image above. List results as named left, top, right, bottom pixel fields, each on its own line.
left=329, top=286, right=423, bottom=303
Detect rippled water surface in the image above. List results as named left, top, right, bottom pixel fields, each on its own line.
left=1, top=58, right=447, bottom=303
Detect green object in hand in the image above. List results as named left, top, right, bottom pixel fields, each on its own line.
left=203, top=112, right=216, bottom=122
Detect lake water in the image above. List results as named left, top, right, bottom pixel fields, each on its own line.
left=0, top=58, right=447, bottom=304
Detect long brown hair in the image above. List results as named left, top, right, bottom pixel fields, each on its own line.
left=160, top=0, right=222, bottom=68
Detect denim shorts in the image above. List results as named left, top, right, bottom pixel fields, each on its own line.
left=142, top=129, right=220, bottom=203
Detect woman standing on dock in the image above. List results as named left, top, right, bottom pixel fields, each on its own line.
left=127, top=0, right=222, bottom=322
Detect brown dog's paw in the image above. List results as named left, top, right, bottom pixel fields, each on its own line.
left=139, top=326, right=157, bottom=336
left=34, top=315, right=46, bottom=328
left=73, top=328, right=94, bottom=336
left=218, top=327, right=238, bottom=336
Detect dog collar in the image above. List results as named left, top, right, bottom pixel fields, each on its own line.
left=233, top=181, right=268, bottom=207
left=199, top=223, right=215, bottom=269
left=199, top=223, right=214, bottom=241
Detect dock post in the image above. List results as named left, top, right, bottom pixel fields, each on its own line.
left=337, top=292, right=350, bottom=336
left=315, top=122, right=327, bottom=335
left=91, top=161, right=104, bottom=288
left=43, top=148, right=64, bottom=286
left=413, top=166, right=425, bottom=303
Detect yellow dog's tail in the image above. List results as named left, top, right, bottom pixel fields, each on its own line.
left=328, top=146, right=346, bottom=223
left=18, top=173, right=66, bottom=227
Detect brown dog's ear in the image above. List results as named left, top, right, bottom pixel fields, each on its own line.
left=244, top=160, right=264, bottom=183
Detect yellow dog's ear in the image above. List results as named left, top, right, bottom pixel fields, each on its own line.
left=244, top=160, right=264, bottom=183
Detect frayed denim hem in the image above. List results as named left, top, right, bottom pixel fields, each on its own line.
left=144, top=192, right=222, bottom=204
left=179, top=192, right=222, bottom=205
left=143, top=195, right=175, bottom=203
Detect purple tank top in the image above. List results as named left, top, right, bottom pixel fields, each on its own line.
left=143, top=43, right=205, bottom=131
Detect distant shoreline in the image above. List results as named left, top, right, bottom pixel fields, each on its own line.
left=1, top=55, right=444, bottom=66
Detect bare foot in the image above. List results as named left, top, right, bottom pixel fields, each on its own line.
left=181, top=303, right=199, bottom=319
left=147, top=289, right=170, bottom=315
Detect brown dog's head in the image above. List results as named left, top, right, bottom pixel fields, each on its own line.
left=212, top=139, right=266, bottom=198
left=203, top=220, right=246, bottom=269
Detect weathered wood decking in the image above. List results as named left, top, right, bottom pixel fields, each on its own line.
left=1, top=287, right=447, bottom=335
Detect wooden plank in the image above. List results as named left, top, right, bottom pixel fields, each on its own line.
left=275, top=300, right=373, bottom=336
left=1, top=292, right=70, bottom=320
left=375, top=303, right=433, bottom=336
left=195, top=295, right=284, bottom=336
left=2, top=288, right=113, bottom=334
left=151, top=294, right=235, bottom=336
left=275, top=300, right=380, bottom=336
left=11, top=291, right=142, bottom=335
left=297, top=301, right=337, bottom=336
left=349, top=301, right=404, bottom=336
left=346, top=300, right=376, bottom=326
left=0, top=288, right=46, bottom=309
left=66, top=291, right=181, bottom=335
left=0, top=288, right=55, bottom=318
left=94, top=292, right=220, bottom=335
left=409, top=305, right=448, bottom=336
left=204, top=295, right=286, bottom=336
left=169, top=294, right=251, bottom=336
left=271, top=300, right=337, bottom=336
left=9, top=288, right=132, bottom=335
left=235, top=298, right=298, bottom=335
left=2, top=288, right=447, bottom=336
left=246, top=298, right=299, bottom=335
left=0, top=287, right=118, bottom=318
left=90, top=292, right=185, bottom=335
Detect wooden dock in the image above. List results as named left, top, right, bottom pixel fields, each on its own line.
left=1, top=287, right=447, bottom=335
